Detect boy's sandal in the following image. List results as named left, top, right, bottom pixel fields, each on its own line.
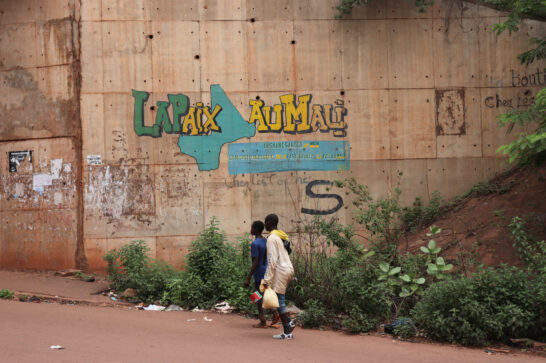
left=271, top=313, right=281, bottom=326
left=253, top=323, right=269, bottom=328
left=269, top=324, right=280, bottom=329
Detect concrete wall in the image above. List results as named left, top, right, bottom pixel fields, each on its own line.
left=1, top=0, right=544, bottom=270
left=0, top=0, right=83, bottom=269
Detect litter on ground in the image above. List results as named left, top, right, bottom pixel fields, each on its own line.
left=143, top=304, right=165, bottom=311
left=165, top=304, right=183, bottom=311
left=214, top=301, right=233, bottom=314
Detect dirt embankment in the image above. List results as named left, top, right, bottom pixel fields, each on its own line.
left=404, top=164, right=546, bottom=269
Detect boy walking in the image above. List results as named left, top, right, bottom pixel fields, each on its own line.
left=263, top=214, right=295, bottom=340
left=244, top=220, right=270, bottom=327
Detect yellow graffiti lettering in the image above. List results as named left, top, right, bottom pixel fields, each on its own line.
left=249, top=99, right=269, bottom=132
left=268, top=104, right=284, bottom=132
left=310, top=104, right=329, bottom=132
left=182, top=107, right=200, bottom=135
left=202, top=104, right=222, bottom=133
left=331, top=100, right=347, bottom=137
left=280, top=94, right=311, bottom=133
left=195, top=102, right=204, bottom=134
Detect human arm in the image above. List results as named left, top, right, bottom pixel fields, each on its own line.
left=245, top=257, right=259, bottom=287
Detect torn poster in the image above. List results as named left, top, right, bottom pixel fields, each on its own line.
left=51, top=159, right=63, bottom=179
left=86, top=155, right=102, bottom=165
left=33, top=174, right=52, bottom=191
left=9, top=151, right=32, bottom=173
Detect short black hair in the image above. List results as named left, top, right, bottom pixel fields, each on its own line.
left=264, top=214, right=278, bottom=227
left=251, top=220, right=264, bottom=233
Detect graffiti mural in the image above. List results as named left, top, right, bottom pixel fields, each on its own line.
left=228, top=140, right=349, bottom=174
left=248, top=96, right=347, bottom=137
left=132, top=85, right=350, bottom=172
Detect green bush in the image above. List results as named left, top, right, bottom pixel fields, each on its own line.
left=342, top=305, right=378, bottom=334
left=161, top=218, right=254, bottom=311
left=0, top=289, right=14, bottom=300
left=393, top=317, right=417, bottom=339
left=412, top=266, right=546, bottom=345
left=103, top=240, right=180, bottom=303
left=509, top=216, right=546, bottom=271
left=402, top=191, right=442, bottom=232
left=161, top=273, right=204, bottom=308
left=287, top=219, right=390, bottom=330
left=300, top=299, right=330, bottom=328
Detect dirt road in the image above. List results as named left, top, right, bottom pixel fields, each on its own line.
left=0, top=299, right=541, bottom=363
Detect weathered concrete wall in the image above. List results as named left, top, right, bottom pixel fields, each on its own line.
left=77, top=0, right=545, bottom=271
left=2, top=0, right=545, bottom=271
left=0, top=0, right=82, bottom=269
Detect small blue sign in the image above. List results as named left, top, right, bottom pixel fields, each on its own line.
left=228, top=140, right=350, bottom=174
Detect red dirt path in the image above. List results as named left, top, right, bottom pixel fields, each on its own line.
left=0, top=299, right=541, bottom=363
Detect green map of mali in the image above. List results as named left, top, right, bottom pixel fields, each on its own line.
left=178, top=85, right=256, bottom=171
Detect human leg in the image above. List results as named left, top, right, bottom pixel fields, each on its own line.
left=273, top=293, right=294, bottom=339
left=254, top=281, right=266, bottom=327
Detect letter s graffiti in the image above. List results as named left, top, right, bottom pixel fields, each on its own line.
left=301, top=180, right=343, bottom=215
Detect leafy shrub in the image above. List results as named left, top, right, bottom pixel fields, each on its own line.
left=402, top=191, right=442, bottom=232
left=161, top=273, right=204, bottom=308
left=392, top=317, right=417, bottom=339
left=300, top=299, right=330, bottom=328
left=412, top=266, right=546, bottom=345
left=342, top=306, right=378, bottom=333
left=287, top=219, right=390, bottom=329
left=161, top=219, right=254, bottom=311
left=103, top=240, right=180, bottom=303
left=334, top=177, right=405, bottom=261
left=509, top=215, right=546, bottom=271
left=0, top=289, right=14, bottom=299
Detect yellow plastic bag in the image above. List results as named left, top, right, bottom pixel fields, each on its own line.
left=262, top=287, right=279, bottom=309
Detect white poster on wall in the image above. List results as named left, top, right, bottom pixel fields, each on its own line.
left=33, top=174, right=52, bottom=189
left=86, top=155, right=102, bottom=165
left=51, top=159, right=63, bottom=179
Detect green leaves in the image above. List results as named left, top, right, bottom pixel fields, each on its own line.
left=420, top=239, right=441, bottom=255
left=427, top=257, right=454, bottom=280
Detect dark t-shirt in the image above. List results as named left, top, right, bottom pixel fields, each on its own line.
left=251, top=237, right=268, bottom=283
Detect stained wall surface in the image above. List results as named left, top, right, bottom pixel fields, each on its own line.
left=1, top=0, right=545, bottom=271
left=0, top=0, right=82, bottom=269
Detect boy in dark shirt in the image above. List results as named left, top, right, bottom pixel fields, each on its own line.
left=245, top=220, right=277, bottom=327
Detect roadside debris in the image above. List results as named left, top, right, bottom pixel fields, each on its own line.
left=186, top=318, right=196, bottom=322
left=54, top=269, right=80, bottom=277
left=485, top=348, right=509, bottom=354
left=143, top=304, right=165, bottom=311
left=165, top=304, right=183, bottom=311
left=214, top=301, right=233, bottom=314
left=192, top=307, right=205, bottom=312
left=19, top=295, right=41, bottom=303
left=203, top=317, right=213, bottom=322
left=383, top=318, right=411, bottom=335
left=74, top=271, right=95, bottom=282
left=49, top=345, right=64, bottom=350
left=509, top=338, right=546, bottom=349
